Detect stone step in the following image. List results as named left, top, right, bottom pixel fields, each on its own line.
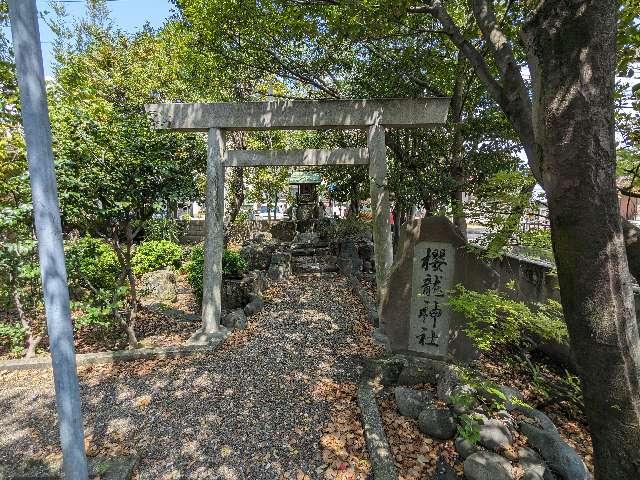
left=290, top=247, right=331, bottom=257
left=292, top=255, right=338, bottom=274
left=290, top=241, right=329, bottom=250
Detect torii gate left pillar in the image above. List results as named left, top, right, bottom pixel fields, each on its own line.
left=146, top=98, right=450, bottom=343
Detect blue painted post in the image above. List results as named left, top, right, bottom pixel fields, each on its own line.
left=7, top=1, right=89, bottom=478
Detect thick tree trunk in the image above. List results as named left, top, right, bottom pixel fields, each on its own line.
left=524, top=2, right=640, bottom=477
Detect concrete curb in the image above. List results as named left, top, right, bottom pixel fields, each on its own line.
left=0, top=344, right=219, bottom=372
left=357, top=366, right=397, bottom=480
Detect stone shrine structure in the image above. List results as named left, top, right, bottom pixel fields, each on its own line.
left=379, top=216, right=498, bottom=362
left=289, top=171, right=322, bottom=227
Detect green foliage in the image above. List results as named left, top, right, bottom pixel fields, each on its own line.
left=448, top=285, right=568, bottom=351
left=223, top=250, right=249, bottom=278
left=516, top=229, right=554, bottom=262
left=457, top=413, right=482, bottom=445
left=72, top=286, right=127, bottom=330
left=0, top=322, right=26, bottom=356
left=66, top=236, right=120, bottom=291
left=144, top=218, right=187, bottom=243
left=184, top=245, right=204, bottom=304
left=65, top=236, right=125, bottom=330
left=131, top=240, right=183, bottom=276
left=326, top=217, right=372, bottom=239
left=184, top=244, right=248, bottom=304
left=466, top=170, right=538, bottom=256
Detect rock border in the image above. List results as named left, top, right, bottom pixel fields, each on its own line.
left=348, top=275, right=379, bottom=327
left=357, top=364, right=398, bottom=480
left=0, top=344, right=220, bottom=372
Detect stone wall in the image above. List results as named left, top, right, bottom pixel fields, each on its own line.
left=491, top=252, right=640, bottom=369
left=179, top=219, right=206, bottom=244
left=491, top=252, right=640, bottom=310
left=179, top=219, right=281, bottom=244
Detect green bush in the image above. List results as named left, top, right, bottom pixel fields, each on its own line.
left=131, top=240, right=182, bottom=275
left=223, top=249, right=248, bottom=278
left=144, top=218, right=186, bottom=243
left=184, top=244, right=248, bottom=304
left=0, top=322, right=27, bottom=356
left=327, top=217, right=372, bottom=239
left=448, top=284, right=568, bottom=351
left=66, top=236, right=120, bottom=290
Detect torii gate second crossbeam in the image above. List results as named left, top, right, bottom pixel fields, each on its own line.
left=145, top=98, right=450, bottom=344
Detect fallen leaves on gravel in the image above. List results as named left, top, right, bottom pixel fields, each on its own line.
left=314, top=379, right=370, bottom=480
left=378, top=397, right=460, bottom=479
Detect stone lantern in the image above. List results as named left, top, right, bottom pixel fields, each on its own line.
left=289, top=171, right=323, bottom=227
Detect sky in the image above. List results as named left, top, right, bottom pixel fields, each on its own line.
left=4, top=0, right=175, bottom=75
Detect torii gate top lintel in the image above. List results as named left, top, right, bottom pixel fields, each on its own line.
left=144, top=97, right=450, bottom=132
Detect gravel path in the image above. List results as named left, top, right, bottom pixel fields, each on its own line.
left=0, top=273, right=380, bottom=479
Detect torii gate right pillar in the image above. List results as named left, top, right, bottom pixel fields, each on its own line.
left=368, top=124, right=393, bottom=302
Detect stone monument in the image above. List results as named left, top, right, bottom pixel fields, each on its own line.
left=379, top=216, right=498, bottom=363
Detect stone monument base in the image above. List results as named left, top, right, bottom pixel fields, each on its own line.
left=186, top=328, right=230, bottom=346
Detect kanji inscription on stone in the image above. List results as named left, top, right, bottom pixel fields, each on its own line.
left=408, top=241, right=455, bottom=356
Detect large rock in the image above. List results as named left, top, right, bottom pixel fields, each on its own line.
left=378, top=216, right=498, bottom=362
left=417, top=405, right=456, bottom=440
left=268, top=252, right=291, bottom=280
left=244, top=294, right=264, bottom=317
left=517, top=407, right=558, bottom=435
left=398, top=358, right=444, bottom=386
left=498, top=385, right=525, bottom=410
left=394, top=386, right=431, bottom=419
left=455, top=436, right=480, bottom=460
left=463, top=452, right=514, bottom=480
left=436, top=365, right=461, bottom=403
left=519, top=447, right=556, bottom=480
left=269, top=221, right=297, bottom=242
left=520, top=422, right=591, bottom=480
left=240, top=241, right=276, bottom=271
left=222, top=308, right=247, bottom=330
left=140, top=269, right=177, bottom=304
left=478, top=419, right=513, bottom=452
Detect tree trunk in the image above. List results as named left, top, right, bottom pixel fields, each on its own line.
left=349, top=199, right=360, bottom=216
left=274, top=193, right=278, bottom=219
left=449, top=51, right=469, bottom=240
left=9, top=270, right=42, bottom=358
left=111, top=225, right=139, bottom=350
left=524, top=2, right=640, bottom=477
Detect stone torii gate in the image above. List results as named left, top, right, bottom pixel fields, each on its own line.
left=146, top=98, right=449, bottom=344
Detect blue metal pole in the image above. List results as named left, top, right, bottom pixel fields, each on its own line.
left=7, top=1, right=89, bottom=478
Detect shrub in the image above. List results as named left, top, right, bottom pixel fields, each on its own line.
left=223, top=249, right=248, bottom=278
left=144, top=218, right=186, bottom=243
left=0, top=322, right=27, bottom=356
left=66, top=236, right=120, bottom=291
left=131, top=240, right=182, bottom=275
left=184, top=244, right=204, bottom=303
left=448, top=284, right=568, bottom=351
left=328, top=217, right=372, bottom=239
left=184, top=244, right=248, bottom=304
